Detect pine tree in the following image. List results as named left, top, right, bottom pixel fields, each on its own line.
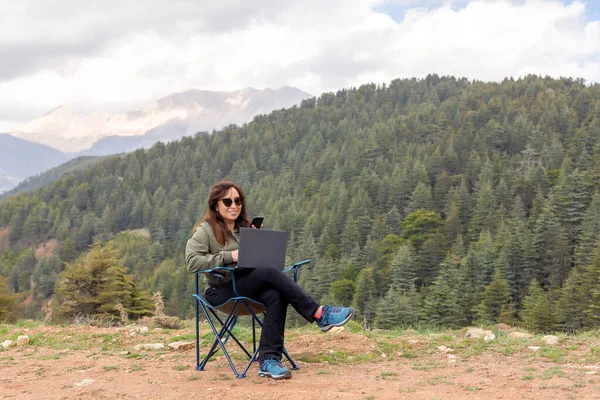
left=33, top=255, right=61, bottom=298
left=375, top=286, right=399, bottom=329
left=583, top=244, right=600, bottom=328
left=420, top=254, right=461, bottom=326
left=469, top=179, right=498, bottom=242
left=520, top=279, right=558, bottom=333
left=0, top=276, right=17, bottom=322
left=389, top=242, right=417, bottom=293
left=532, top=198, right=571, bottom=288
left=374, top=285, right=419, bottom=329
left=442, top=203, right=462, bottom=247
left=326, top=279, right=355, bottom=306
left=405, top=182, right=434, bottom=215
left=557, top=265, right=590, bottom=332
left=475, top=270, right=513, bottom=324
left=385, top=206, right=403, bottom=236
left=56, top=243, right=153, bottom=321
left=352, top=267, right=378, bottom=326
left=574, top=191, right=600, bottom=268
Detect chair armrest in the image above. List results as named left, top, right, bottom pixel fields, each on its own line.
left=200, top=265, right=237, bottom=274
left=283, top=259, right=312, bottom=282
left=194, top=265, right=238, bottom=295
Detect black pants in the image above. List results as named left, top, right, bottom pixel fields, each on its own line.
left=205, top=266, right=320, bottom=361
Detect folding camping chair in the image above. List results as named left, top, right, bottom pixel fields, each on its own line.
left=193, top=259, right=311, bottom=379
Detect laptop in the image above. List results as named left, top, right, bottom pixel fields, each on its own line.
left=237, top=228, right=287, bottom=270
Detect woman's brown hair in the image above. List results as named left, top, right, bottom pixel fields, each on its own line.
left=198, top=181, right=251, bottom=245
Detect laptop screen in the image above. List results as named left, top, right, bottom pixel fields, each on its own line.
left=237, top=228, right=287, bottom=270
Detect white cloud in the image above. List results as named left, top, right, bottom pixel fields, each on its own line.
left=0, top=0, right=598, bottom=131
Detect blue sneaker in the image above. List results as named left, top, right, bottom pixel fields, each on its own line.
left=316, top=306, right=355, bottom=332
left=258, top=359, right=292, bottom=379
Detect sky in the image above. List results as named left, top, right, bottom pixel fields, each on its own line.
left=1, top=0, right=599, bottom=131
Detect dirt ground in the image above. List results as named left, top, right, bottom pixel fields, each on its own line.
left=2, top=323, right=600, bottom=400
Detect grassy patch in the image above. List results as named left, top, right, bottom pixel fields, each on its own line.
left=297, top=350, right=378, bottom=365
left=170, top=333, right=196, bottom=342
left=38, top=354, right=60, bottom=360
left=540, top=347, right=565, bottom=362
left=461, top=384, right=482, bottom=391
left=103, top=366, right=120, bottom=371
left=539, top=367, right=566, bottom=380
left=411, top=361, right=445, bottom=371
left=129, top=363, right=144, bottom=372
left=173, top=364, right=189, bottom=371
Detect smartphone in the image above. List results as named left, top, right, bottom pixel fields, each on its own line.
left=251, top=216, right=264, bottom=229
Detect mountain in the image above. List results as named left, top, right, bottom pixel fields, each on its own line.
left=10, top=86, right=313, bottom=155
left=0, top=133, right=69, bottom=194
left=0, top=155, right=102, bottom=199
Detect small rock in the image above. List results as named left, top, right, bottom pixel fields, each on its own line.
left=466, top=328, right=493, bottom=340
left=134, top=343, right=164, bottom=351
left=484, top=333, right=496, bottom=342
left=406, top=339, right=421, bottom=344
left=329, top=326, right=344, bottom=333
left=74, top=379, right=94, bottom=387
left=119, top=351, right=130, bottom=356
left=17, top=336, right=30, bottom=346
left=527, top=346, right=541, bottom=351
left=447, top=354, right=457, bottom=363
left=1, top=340, right=16, bottom=349
left=508, top=332, right=533, bottom=339
left=583, top=366, right=600, bottom=375
left=540, top=335, right=559, bottom=345
left=129, top=326, right=149, bottom=336
left=168, top=341, right=195, bottom=351
left=437, top=345, right=454, bottom=353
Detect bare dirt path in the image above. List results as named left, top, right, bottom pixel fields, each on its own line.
left=1, top=324, right=599, bottom=400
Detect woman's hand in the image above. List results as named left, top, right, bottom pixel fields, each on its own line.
left=231, top=250, right=239, bottom=262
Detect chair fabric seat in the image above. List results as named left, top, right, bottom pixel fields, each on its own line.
left=193, top=293, right=266, bottom=316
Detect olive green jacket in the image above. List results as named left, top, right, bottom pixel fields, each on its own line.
left=185, top=221, right=239, bottom=287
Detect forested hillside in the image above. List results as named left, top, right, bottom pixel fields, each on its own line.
left=1, top=75, right=600, bottom=332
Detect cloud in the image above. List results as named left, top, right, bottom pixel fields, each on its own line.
left=0, top=0, right=598, bottom=131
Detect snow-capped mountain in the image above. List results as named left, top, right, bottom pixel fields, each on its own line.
left=10, top=86, right=313, bottom=154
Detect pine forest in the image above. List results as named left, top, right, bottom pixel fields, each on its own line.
left=1, top=75, right=600, bottom=333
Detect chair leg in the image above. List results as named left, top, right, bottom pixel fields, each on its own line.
left=195, top=294, right=200, bottom=370
left=196, top=301, right=261, bottom=378
left=282, top=346, right=300, bottom=370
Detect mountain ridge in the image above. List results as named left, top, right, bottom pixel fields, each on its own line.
left=10, top=86, right=313, bottom=154
left=0, top=133, right=68, bottom=193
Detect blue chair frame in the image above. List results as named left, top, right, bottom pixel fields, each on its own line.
left=193, top=259, right=311, bottom=379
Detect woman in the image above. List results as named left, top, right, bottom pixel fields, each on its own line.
left=185, top=181, right=354, bottom=380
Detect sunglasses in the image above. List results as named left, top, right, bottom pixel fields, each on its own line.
left=220, top=197, right=244, bottom=207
